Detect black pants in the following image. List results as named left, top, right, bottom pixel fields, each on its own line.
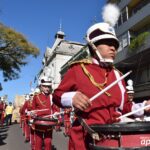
left=5, top=114, right=12, bottom=125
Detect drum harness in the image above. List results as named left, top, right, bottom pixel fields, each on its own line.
left=76, top=111, right=122, bottom=147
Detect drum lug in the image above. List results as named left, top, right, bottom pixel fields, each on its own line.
left=92, top=133, right=100, bottom=141
left=118, top=132, right=122, bottom=147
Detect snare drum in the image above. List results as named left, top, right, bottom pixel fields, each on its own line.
left=89, top=122, right=150, bottom=150
left=31, top=116, right=58, bottom=132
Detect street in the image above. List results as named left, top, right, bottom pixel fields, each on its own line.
left=0, top=123, right=68, bottom=150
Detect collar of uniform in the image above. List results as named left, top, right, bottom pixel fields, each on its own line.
left=92, top=58, right=99, bottom=65
left=41, top=92, right=50, bottom=96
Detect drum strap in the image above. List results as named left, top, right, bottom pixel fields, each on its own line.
left=78, top=116, right=101, bottom=141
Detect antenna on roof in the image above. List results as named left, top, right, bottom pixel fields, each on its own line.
left=59, top=18, right=62, bottom=31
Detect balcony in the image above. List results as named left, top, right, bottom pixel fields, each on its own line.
left=114, top=34, right=150, bottom=69
left=116, top=3, right=150, bottom=36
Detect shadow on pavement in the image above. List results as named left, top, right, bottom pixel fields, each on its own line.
left=0, top=125, right=9, bottom=146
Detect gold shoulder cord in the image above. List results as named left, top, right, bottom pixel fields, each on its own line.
left=80, top=63, right=111, bottom=97
left=37, top=95, right=47, bottom=107
left=70, top=58, right=92, bottom=66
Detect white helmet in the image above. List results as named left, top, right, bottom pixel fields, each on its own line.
left=0, top=97, right=5, bottom=101
left=86, top=22, right=119, bottom=48
left=25, top=94, right=30, bottom=101
left=40, top=76, right=52, bottom=86
left=86, top=3, right=120, bottom=63
left=29, top=91, right=34, bottom=96
left=34, top=87, right=40, bottom=94
left=126, top=79, right=134, bottom=94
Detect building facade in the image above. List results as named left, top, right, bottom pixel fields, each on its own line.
left=106, top=0, right=150, bottom=101
left=39, top=29, right=85, bottom=89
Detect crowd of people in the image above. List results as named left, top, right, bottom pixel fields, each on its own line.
left=1, top=3, right=150, bottom=150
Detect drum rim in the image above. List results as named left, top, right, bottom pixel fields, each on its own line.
left=34, top=121, right=57, bottom=127
left=89, top=143, right=150, bottom=150
left=33, top=116, right=58, bottom=122
left=90, top=122, right=150, bottom=133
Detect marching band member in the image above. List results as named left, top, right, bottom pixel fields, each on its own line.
left=31, top=76, right=54, bottom=150
left=21, top=95, right=30, bottom=136
left=0, top=97, right=6, bottom=126
left=126, top=79, right=150, bottom=119
left=126, top=79, right=134, bottom=102
left=52, top=4, right=150, bottom=150
left=21, top=94, right=34, bottom=143
left=63, top=108, right=72, bottom=136
left=51, top=103, right=62, bottom=132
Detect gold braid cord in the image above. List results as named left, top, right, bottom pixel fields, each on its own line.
left=80, top=63, right=111, bottom=97
left=37, top=95, right=47, bottom=107
left=70, top=58, right=92, bottom=66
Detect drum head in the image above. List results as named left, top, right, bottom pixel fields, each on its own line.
left=33, top=116, right=58, bottom=122
left=33, top=116, right=58, bottom=127
left=34, top=120, right=57, bottom=127
left=90, top=122, right=150, bottom=133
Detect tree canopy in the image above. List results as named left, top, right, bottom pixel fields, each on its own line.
left=0, top=23, right=40, bottom=81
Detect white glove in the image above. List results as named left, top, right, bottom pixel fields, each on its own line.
left=53, top=112, right=59, bottom=119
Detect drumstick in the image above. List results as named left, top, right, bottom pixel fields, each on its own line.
left=42, top=111, right=65, bottom=118
left=44, top=70, right=132, bottom=118
left=89, top=70, right=132, bottom=102
left=118, top=104, right=150, bottom=119
left=27, top=109, right=49, bottom=114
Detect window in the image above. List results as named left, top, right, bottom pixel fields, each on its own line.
left=122, top=7, right=128, bottom=23
left=118, top=32, right=130, bottom=51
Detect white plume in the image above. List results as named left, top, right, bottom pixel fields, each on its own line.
left=102, top=3, right=120, bottom=27
left=127, top=79, right=133, bottom=86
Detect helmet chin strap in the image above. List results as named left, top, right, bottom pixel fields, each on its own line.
left=95, top=50, right=114, bottom=63
left=87, top=39, right=114, bottom=63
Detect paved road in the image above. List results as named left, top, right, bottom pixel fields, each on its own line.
left=0, top=123, right=68, bottom=150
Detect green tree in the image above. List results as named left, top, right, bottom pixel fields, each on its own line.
left=0, top=23, right=40, bottom=81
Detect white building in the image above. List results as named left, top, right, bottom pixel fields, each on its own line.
left=39, top=29, right=85, bottom=89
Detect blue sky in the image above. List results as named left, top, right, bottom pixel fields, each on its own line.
left=0, top=0, right=105, bottom=102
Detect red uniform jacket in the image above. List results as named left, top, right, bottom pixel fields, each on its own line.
left=21, top=100, right=33, bottom=115
left=53, top=60, right=132, bottom=125
left=0, top=102, right=4, bottom=113
left=32, top=92, right=51, bottom=116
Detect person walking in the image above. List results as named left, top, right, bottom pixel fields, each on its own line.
left=5, top=102, right=14, bottom=126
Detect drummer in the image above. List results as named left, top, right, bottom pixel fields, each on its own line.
left=126, top=79, right=134, bottom=102
left=52, top=3, right=150, bottom=150
left=0, top=98, right=5, bottom=126
left=21, top=93, right=34, bottom=143
left=31, top=76, right=55, bottom=150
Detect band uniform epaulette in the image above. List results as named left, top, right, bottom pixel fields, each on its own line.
left=34, top=92, right=41, bottom=96
left=70, top=59, right=92, bottom=66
